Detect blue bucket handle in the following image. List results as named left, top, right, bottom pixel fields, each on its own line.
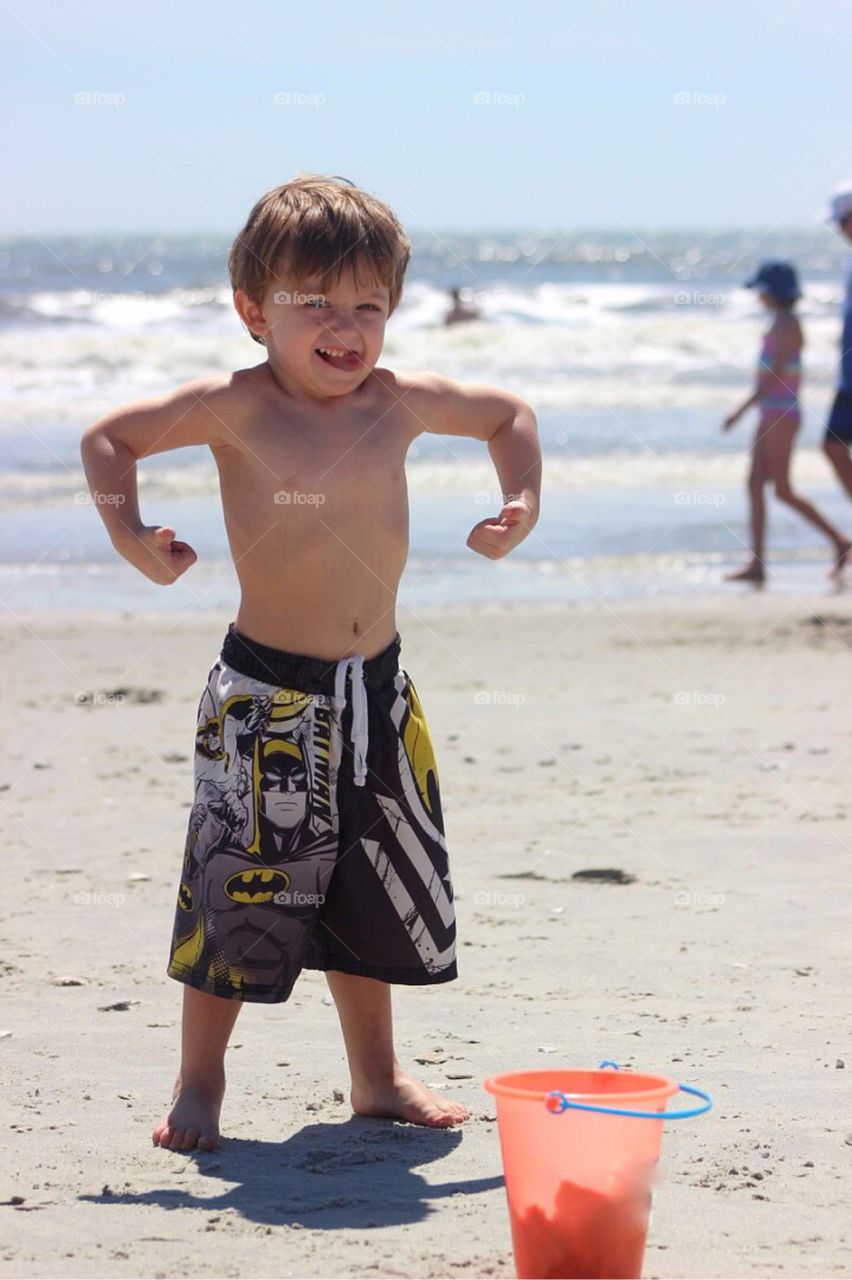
left=546, top=1059, right=712, bottom=1120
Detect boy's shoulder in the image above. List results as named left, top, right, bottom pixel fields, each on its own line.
left=374, top=367, right=479, bottom=431
left=160, top=367, right=257, bottom=415
left=374, top=367, right=528, bottom=441
left=378, top=367, right=473, bottom=411
left=177, top=365, right=281, bottom=429
left=387, top=368, right=462, bottom=392
left=190, top=365, right=268, bottom=407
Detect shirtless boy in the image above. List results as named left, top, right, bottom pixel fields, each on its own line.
left=80, top=175, right=541, bottom=1152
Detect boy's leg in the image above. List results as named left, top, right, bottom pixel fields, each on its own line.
left=152, top=986, right=242, bottom=1151
left=325, top=970, right=469, bottom=1127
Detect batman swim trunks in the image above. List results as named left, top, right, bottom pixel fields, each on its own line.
left=167, top=623, right=457, bottom=1002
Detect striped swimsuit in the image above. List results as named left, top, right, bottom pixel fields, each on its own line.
left=758, top=328, right=800, bottom=422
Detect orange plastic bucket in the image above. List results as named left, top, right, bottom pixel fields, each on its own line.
left=484, top=1066, right=709, bottom=1279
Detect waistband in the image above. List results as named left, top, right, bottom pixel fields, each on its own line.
left=220, top=622, right=402, bottom=695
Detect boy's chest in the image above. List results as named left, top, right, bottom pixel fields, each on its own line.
left=218, top=406, right=414, bottom=520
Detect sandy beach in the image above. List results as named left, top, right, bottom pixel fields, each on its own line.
left=1, top=592, right=850, bottom=1279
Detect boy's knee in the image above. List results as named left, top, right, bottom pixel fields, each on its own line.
left=774, top=482, right=795, bottom=503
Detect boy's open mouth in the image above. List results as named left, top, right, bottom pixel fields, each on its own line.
left=315, top=345, right=362, bottom=372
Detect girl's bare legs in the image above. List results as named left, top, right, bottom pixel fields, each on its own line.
left=727, top=415, right=851, bottom=582
left=769, top=419, right=852, bottom=576
left=726, top=424, right=770, bottom=582
left=153, top=986, right=242, bottom=1151
left=325, top=970, right=469, bottom=1128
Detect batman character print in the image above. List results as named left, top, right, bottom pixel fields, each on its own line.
left=167, top=625, right=457, bottom=1003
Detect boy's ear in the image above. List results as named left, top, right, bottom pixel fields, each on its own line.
left=233, top=288, right=268, bottom=342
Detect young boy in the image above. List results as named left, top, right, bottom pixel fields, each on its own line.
left=80, top=175, right=541, bottom=1152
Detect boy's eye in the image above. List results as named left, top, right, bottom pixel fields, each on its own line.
left=301, top=299, right=383, bottom=311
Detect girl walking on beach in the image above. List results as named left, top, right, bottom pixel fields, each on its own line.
left=723, top=260, right=850, bottom=584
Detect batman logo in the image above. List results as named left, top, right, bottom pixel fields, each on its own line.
left=178, top=882, right=193, bottom=912
left=224, top=867, right=291, bottom=904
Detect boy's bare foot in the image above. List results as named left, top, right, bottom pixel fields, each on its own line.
left=725, top=561, right=765, bottom=584
left=828, top=539, right=851, bottom=580
left=351, top=1069, right=470, bottom=1128
left=152, top=1074, right=225, bottom=1152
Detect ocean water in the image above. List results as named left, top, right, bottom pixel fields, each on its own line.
left=1, top=228, right=850, bottom=611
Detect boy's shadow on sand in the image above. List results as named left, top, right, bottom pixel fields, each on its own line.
left=80, top=1116, right=504, bottom=1229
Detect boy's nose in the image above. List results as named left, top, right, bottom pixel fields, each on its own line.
left=322, top=322, right=358, bottom=342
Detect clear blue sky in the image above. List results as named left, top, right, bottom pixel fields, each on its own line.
left=3, top=0, right=851, bottom=235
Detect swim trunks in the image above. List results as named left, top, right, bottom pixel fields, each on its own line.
left=824, top=389, right=852, bottom=444
left=167, top=624, right=457, bottom=1002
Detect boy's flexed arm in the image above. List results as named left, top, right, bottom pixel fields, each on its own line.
left=80, top=377, right=231, bottom=584
left=408, top=373, right=542, bottom=560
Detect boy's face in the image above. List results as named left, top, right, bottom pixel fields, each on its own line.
left=238, top=265, right=391, bottom=398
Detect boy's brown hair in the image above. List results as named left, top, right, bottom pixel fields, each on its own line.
left=228, top=174, right=411, bottom=345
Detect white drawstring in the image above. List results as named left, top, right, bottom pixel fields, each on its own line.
left=333, top=654, right=368, bottom=786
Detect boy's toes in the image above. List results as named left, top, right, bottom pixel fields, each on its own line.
left=152, top=1119, right=172, bottom=1147
left=152, top=1082, right=224, bottom=1152
left=177, top=1127, right=200, bottom=1152
left=440, top=1100, right=470, bottom=1125
left=412, top=1091, right=470, bottom=1127
left=152, top=1120, right=218, bottom=1152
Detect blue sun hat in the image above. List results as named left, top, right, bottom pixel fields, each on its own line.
left=744, top=260, right=801, bottom=302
